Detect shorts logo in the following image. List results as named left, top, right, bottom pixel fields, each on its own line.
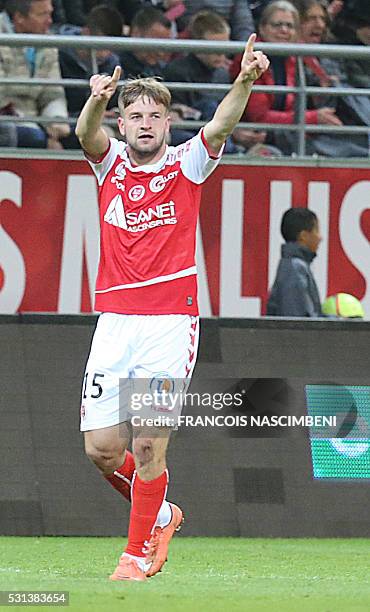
left=150, top=373, right=175, bottom=394
left=149, top=171, right=178, bottom=193
left=128, top=185, right=146, bottom=201
left=80, top=404, right=86, bottom=419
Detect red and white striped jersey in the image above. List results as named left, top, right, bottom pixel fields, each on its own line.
left=87, top=129, right=223, bottom=315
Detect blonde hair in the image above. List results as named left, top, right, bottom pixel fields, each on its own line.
left=118, top=78, right=171, bottom=114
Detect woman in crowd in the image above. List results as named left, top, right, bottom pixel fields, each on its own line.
left=230, top=0, right=342, bottom=154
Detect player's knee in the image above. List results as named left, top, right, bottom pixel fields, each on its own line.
left=85, top=443, right=120, bottom=474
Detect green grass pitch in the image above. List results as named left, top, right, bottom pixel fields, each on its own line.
left=0, top=537, right=369, bottom=611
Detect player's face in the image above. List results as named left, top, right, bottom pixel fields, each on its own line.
left=118, top=96, right=170, bottom=164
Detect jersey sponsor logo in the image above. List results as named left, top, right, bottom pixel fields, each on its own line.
left=104, top=195, right=177, bottom=232
left=126, top=200, right=177, bottom=232
left=149, top=170, right=179, bottom=193
left=114, top=161, right=126, bottom=179
left=104, top=194, right=127, bottom=229
left=128, top=184, right=145, bottom=201
left=110, top=162, right=127, bottom=191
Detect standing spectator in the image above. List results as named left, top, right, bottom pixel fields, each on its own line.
left=183, top=0, right=255, bottom=41
left=267, top=208, right=323, bottom=317
left=119, top=7, right=172, bottom=78
left=0, top=0, right=69, bottom=148
left=230, top=0, right=342, bottom=154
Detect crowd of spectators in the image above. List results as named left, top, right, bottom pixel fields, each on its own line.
left=0, top=0, right=369, bottom=155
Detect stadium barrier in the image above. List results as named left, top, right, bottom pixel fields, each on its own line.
left=0, top=157, right=369, bottom=317
left=1, top=315, right=370, bottom=537
left=0, top=34, right=370, bottom=155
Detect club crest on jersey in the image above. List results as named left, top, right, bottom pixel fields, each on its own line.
left=128, top=185, right=145, bottom=201
left=149, top=170, right=179, bottom=193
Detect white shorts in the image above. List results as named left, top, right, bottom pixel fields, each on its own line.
left=80, top=313, right=199, bottom=431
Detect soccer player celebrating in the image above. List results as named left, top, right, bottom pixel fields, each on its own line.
left=76, top=34, right=269, bottom=582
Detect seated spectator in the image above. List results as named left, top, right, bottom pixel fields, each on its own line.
left=162, top=0, right=187, bottom=38
left=58, top=5, right=123, bottom=148
left=330, top=0, right=370, bottom=88
left=182, top=0, right=255, bottom=41
left=326, top=0, right=343, bottom=21
left=294, top=0, right=340, bottom=84
left=0, top=0, right=69, bottom=148
left=163, top=11, right=232, bottom=147
left=164, top=12, right=230, bottom=120
left=52, top=0, right=88, bottom=29
left=119, top=7, right=172, bottom=79
left=52, top=0, right=142, bottom=28
left=114, top=0, right=146, bottom=28
left=164, top=10, right=264, bottom=151
left=230, top=0, right=342, bottom=155
left=59, top=5, right=123, bottom=115
left=288, top=0, right=370, bottom=158
left=266, top=208, right=323, bottom=317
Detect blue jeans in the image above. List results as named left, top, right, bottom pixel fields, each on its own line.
left=16, top=125, right=48, bottom=148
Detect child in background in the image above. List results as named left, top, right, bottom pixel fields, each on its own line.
left=267, top=207, right=323, bottom=317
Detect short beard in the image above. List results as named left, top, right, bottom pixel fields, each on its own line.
left=128, top=135, right=166, bottom=164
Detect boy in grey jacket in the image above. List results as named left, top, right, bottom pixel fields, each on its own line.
left=267, top=208, right=323, bottom=317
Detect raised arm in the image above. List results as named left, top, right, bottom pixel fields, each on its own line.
left=203, top=34, right=269, bottom=152
left=75, top=65, right=121, bottom=160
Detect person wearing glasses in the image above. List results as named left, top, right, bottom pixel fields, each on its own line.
left=230, top=0, right=341, bottom=155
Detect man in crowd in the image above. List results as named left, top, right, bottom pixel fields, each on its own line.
left=164, top=10, right=265, bottom=151
left=119, top=6, right=172, bottom=79
left=0, top=0, right=69, bottom=148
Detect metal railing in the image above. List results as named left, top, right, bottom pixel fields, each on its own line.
left=0, top=33, right=369, bottom=157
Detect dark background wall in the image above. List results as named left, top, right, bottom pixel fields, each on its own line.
left=1, top=315, right=370, bottom=537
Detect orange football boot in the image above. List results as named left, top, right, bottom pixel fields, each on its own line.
left=109, top=554, right=147, bottom=581
left=145, top=503, right=183, bottom=577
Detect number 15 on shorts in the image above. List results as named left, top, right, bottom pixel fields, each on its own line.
left=82, top=372, right=105, bottom=399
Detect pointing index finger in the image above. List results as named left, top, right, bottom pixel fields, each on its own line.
left=245, top=33, right=256, bottom=56
left=111, top=65, right=122, bottom=85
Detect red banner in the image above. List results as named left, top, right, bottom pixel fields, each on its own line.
left=0, top=158, right=369, bottom=317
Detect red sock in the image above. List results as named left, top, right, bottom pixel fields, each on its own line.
left=104, top=450, right=135, bottom=501
left=125, top=470, right=168, bottom=558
